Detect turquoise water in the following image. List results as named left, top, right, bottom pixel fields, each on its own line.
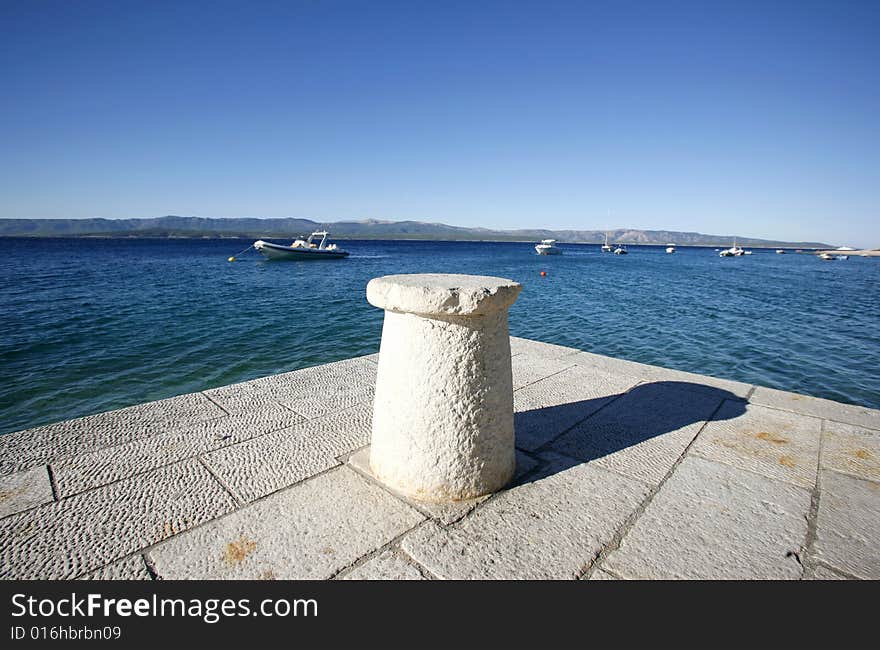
left=1, top=237, right=878, bottom=435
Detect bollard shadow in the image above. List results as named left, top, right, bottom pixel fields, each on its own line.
left=512, top=380, right=747, bottom=486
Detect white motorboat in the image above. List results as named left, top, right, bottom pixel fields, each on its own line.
left=600, top=233, right=613, bottom=253
left=837, top=255, right=849, bottom=260
left=535, top=239, right=562, bottom=255
left=254, top=231, right=349, bottom=260
left=666, top=243, right=676, bottom=254
left=719, top=239, right=745, bottom=257
left=776, top=249, right=785, bottom=254
left=613, top=244, right=628, bottom=255
left=819, top=252, right=835, bottom=261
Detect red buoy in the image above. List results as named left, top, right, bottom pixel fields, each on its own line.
left=540, top=271, right=547, bottom=277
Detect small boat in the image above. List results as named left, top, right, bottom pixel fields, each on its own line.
left=601, top=233, right=613, bottom=253
left=776, top=249, right=785, bottom=254
left=535, top=239, right=562, bottom=255
left=613, top=244, right=628, bottom=255
left=666, top=243, right=676, bottom=254
left=837, top=255, right=849, bottom=260
left=719, top=239, right=745, bottom=257
left=254, top=231, right=349, bottom=260
left=819, top=252, right=835, bottom=261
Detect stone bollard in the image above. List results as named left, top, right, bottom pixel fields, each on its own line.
left=366, top=273, right=523, bottom=502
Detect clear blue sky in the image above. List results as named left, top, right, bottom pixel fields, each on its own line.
left=1, top=0, right=877, bottom=246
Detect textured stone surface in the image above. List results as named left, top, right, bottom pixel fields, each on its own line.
left=370, top=299, right=518, bottom=501
left=0, top=460, right=237, bottom=579
left=367, top=273, right=522, bottom=317
left=511, top=353, right=577, bottom=390
left=401, top=454, right=650, bottom=579
left=820, top=421, right=880, bottom=482
left=551, top=381, right=726, bottom=485
left=0, top=392, right=226, bottom=475
left=340, top=550, right=426, bottom=580
left=514, top=365, right=638, bottom=452
left=604, top=456, right=810, bottom=579
left=150, top=468, right=425, bottom=579
left=0, top=466, right=54, bottom=518
left=79, top=554, right=153, bottom=580
left=813, top=470, right=880, bottom=579
left=205, top=358, right=376, bottom=420
left=2, top=336, right=878, bottom=581
left=348, top=446, right=539, bottom=525
left=806, top=564, right=850, bottom=580
left=571, top=351, right=754, bottom=400
left=202, top=405, right=373, bottom=502
left=690, top=401, right=821, bottom=488
left=750, top=386, right=880, bottom=430
left=587, top=569, right=620, bottom=580
left=509, top=336, right=581, bottom=360
left=52, top=407, right=302, bottom=498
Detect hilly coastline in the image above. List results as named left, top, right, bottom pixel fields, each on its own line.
left=0, top=216, right=833, bottom=249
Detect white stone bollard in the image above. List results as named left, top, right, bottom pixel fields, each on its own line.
left=366, top=273, right=523, bottom=502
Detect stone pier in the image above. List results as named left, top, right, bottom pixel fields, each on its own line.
left=0, top=336, right=878, bottom=580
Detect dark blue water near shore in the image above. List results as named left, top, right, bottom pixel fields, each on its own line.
left=1, top=237, right=878, bottom=435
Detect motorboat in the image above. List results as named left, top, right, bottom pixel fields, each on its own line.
left=600, top=233, right=613, bottom=253
left=818, top=252, right=835, bottom=261
left=776, top=249, right=785, bottom=254
left=254, top=231, right=349, bottom=260
left=719, top=239, right=745, bottom=257
left=535, top=239, right=562, bottom=255
left=613, top=244, right=628, bottom=255
left=666, top=243, right=676, bottom=254
left=837, top=255, right=849, bottom=260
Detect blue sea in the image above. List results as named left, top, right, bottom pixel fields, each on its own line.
left=1, top=237, right=878, bottom=435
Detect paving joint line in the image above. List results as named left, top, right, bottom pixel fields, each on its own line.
left=577, top=396, right=729, bottom=580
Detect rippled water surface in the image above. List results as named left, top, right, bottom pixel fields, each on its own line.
left=1, top=237, right=878, bottom=435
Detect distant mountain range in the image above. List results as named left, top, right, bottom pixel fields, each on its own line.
left=0, top=216, right=833, bottom=248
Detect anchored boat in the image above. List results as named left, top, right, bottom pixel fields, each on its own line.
left=254, top=231, right=349, bottom=260
left=535, top=239, right=562, bottom=255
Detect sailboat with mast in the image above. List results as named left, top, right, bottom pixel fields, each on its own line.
left=600, top=232, right=613, bottom=253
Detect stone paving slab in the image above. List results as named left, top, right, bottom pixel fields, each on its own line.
left=509, top=336, right=581, bottom=360
left=587, top=569, right=620, bottom=580
left=347, top=446, right=539, bottom=526
left=401, top=453, right=651, bottom=579
left=805, top=564, right=850, bottom=580
left=549, top=381, right=725, bottom=486
left=750, top=386, right=880, bottom=430
left=689, top=401, right=821, bottom=489
left=514, top=365, right=639, bottom=452
left=340, top=550, right=427, bottom=580
left=203, top=405, right=372, bottom=503
left=571, top=351, right=754, bottom=400
left=51, top=406, right=303, bottom=498
left=603, top=455, right=810, bottom=580
left=150, top=467, right=425, bottom=580
left=511, top=354, right=577, bottom=390
left=0, top=466, right=54, bottom=518
left=0, top=392, right=226, bottom=476
left=820, top=421, right=880, bottom=483
left=205, top=358, right=376, bottom=420
left=0, top=460, right=237, bottom=580
left=812, top=469, right=880, bottom=579
left=79, top=554, right=153, bottom=580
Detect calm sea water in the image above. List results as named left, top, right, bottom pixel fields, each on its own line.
left=1, top=237, right=878, bottom=435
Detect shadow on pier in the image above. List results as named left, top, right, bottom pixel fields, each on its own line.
left=512, top=380, right=746, bottom=485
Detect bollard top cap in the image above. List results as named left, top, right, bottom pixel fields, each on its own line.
left=366, top=273, right=522, bottom=316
